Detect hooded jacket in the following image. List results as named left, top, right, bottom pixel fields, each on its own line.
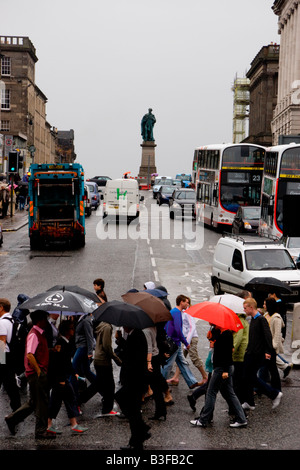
left=94, top=322, right=122, bottom=367
left=269, top=312, right=284, bottom=354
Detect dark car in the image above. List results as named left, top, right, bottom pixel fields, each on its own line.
left=156, top=185, right=174, bottom=205
left=169, top=188, right=196, bottom=219
left=87, top=176, right=111, bottom=196
left=232, top=206, right=261, bottom=234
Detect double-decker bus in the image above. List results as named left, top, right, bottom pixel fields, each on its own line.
left=260, top=143, right=300, bottom=239
left=194, top=143, right=265, bottom=230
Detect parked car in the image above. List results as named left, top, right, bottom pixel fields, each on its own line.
left=211, top=233, right=300, bottom=303
left=87, top=176, right=111, bottom=196
left=169, top=188, right=196, bottom=219
left=0, top=224, right=3, bottom=247
left=279, top=236, right=300, bottom=261
left=85, top=181, right=100, bottom=210
left=156, top=185, right=174, bottom=205
left=84, top=184, right=92, bottom=216
left=232, top=206, right=261, bottom=234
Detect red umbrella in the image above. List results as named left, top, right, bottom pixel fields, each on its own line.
left=186, top=301, right=244, bottom=332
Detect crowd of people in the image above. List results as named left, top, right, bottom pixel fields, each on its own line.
left=0, top=175, right=28, bottom=218
left=0, top=279, right=293, bottom=450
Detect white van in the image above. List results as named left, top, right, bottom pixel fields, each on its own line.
left=103, top=178, right=144, bottom=221
left=211, top=234, right=300, bottom=303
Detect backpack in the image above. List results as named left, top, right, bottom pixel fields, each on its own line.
left=2, top=317, right=28, bottom=371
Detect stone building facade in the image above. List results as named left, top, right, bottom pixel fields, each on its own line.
left=0, top=36, right=57, bottom=175
left=271, top=0, right=300, bottom=143
left=243, top=44, right=279, bottom=147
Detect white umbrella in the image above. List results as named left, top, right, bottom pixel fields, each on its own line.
left=209, top=294, right=245, bottom=314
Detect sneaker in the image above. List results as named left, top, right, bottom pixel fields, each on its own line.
left=96, top=410, right=120, bottom=417
left=47, top=426, right=62, bottom=434
left=229, top=421, right=247, bottom=428
left=71, top=424, right=88, bottom=434
left=242, top=402, right=255, bottom=411
left=190, top=419, right=206, bottom=427
left=272, top=391, right=283, bottom=409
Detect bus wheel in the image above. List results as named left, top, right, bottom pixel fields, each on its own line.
left=213, top=280, right=223, bottom=295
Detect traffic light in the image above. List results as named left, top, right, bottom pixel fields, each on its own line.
left=8, top=151, right=18, bottom=173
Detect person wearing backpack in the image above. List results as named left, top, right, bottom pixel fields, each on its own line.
left=11, top=294, right=30, bottom=385
left=0, top=298, right=21, bottom=411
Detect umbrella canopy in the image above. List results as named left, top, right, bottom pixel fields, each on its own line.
left=93, top=300, right=155, bottom=329
left=143, top=288, right=169, bottom=298
left=186, top=301, right=244, bottom=332
left=19, top=290, right=99, bottom=315
left=245, top=277, right=292, bottom=295
left=122, top=292, right=172, bottom=323
left=209, top=294, right=245, bottom=314
left=47, top=285, right=100, bottom=303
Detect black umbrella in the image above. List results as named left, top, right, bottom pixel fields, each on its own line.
left=245, top=277, right=293, bottom=295
left=93, top=300, right=155, bottom=329
left=47, top=285, right=100, bottom=303
left=19, top=290, right=99, bottom=315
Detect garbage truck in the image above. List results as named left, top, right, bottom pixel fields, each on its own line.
left=27, top=163, right=86, bottom=249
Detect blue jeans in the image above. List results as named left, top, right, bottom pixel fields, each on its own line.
left=161, top=346, right=197, bottom=388
left=199, top=366, right=246, bottom=425
left=72, top=346, right=96, bottom=384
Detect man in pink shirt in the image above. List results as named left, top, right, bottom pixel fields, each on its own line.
left=5, top=310, right=55, bottom=439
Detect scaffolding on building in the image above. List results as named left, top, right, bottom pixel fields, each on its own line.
left=232, top=76, right=250, bottom=143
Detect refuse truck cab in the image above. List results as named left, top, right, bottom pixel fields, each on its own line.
left=103, top=178, right=143, bottom=222
left=28, top=163, right=86, bottom=249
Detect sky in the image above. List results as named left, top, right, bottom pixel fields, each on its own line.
left=1, top=0, right=279, bottom=179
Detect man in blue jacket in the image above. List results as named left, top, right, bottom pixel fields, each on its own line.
left=161, top=295, right=201, bottom=389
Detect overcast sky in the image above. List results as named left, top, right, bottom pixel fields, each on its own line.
left=1, top=0, right=279, bottom=179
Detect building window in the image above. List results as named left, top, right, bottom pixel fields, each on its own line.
left=0, top=120, right=10, bottom=131
left=1, top=89, right=10, bottom=109
left=1, top=56, right=11, bottom=76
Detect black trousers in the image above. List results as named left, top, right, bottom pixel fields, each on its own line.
left=94, top=364, right=115, bottom=414
left=115, top=384, right=150, bottom=448
left=0, top=353, right=21, bottom=411
left=49, top=379, right=79, bottom=419
left=241, top=352, right=281, bottom=406
left=147, top=355, right=166, bottom=416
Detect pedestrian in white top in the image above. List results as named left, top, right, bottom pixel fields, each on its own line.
left=0, top=298, right=21, bottom=411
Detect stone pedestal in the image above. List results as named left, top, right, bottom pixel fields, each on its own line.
left=138, top=141, right=157, bottom=184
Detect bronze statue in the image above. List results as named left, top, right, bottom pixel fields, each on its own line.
left=141, top=108, right=156, bottom=142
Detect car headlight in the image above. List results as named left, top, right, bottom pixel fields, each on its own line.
left=244, top=222, right=252, bottom=230
left=172, top=202, right=180, bottom=208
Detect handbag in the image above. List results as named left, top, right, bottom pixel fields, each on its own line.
left=165, top=336, right=178, bottom=356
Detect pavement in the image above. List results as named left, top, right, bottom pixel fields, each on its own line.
left=0, top=209, right=28, bottom=232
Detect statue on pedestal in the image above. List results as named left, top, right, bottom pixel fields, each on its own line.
left=141, top=108, right=156, bottom=142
